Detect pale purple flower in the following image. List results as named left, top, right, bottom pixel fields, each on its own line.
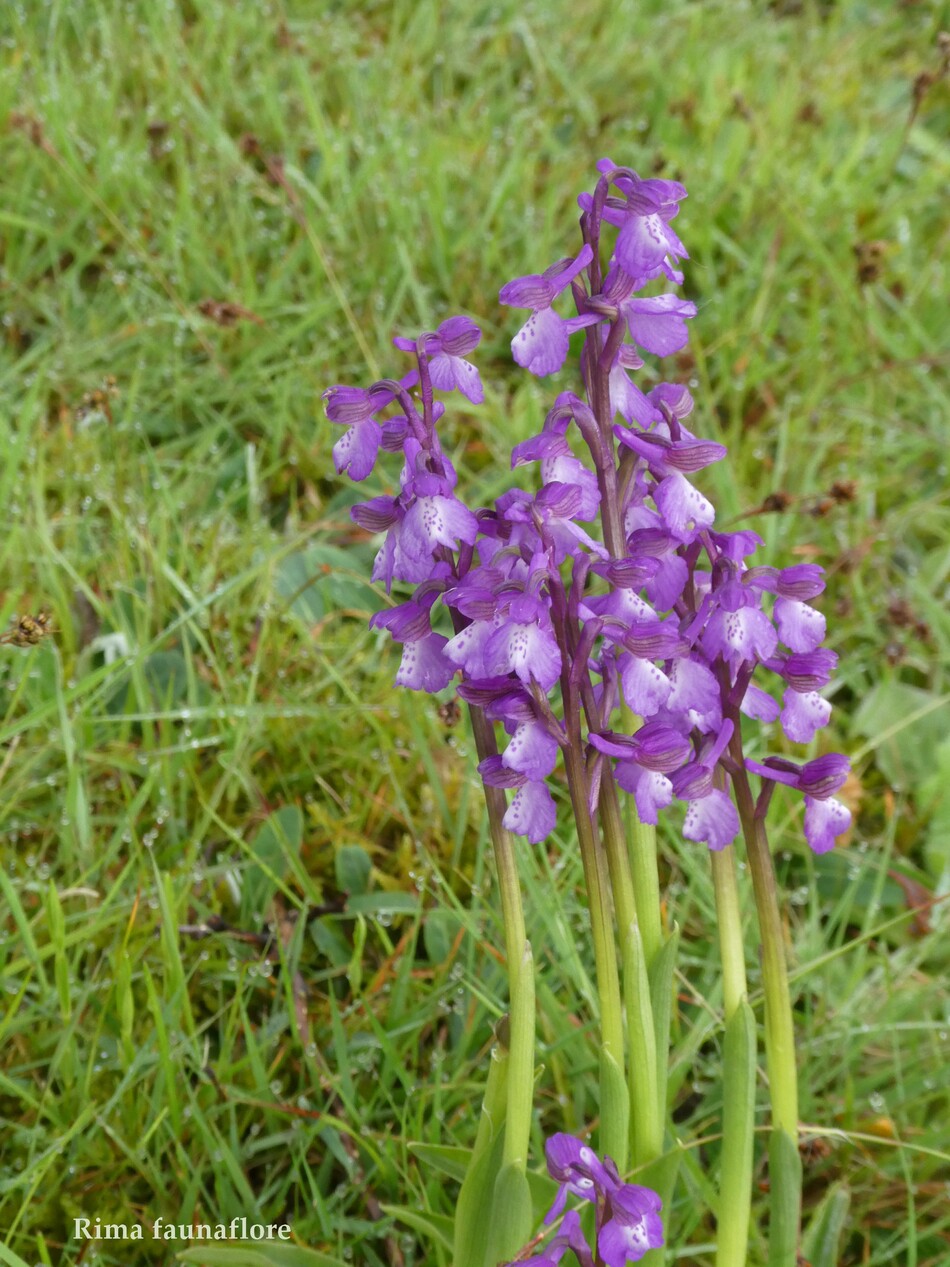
left=619, top=293, right=697, bottom=358
left=746, top=754, right=852, bottom=853
left=394, top=316, right=484, bottom=403
left=500, top=246, right=600, bottom=376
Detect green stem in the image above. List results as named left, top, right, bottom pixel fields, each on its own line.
left=618, top=702, right=663, bottom=970
left=739, top=805, right=798, bottom=1137
left=710, top=844, right=754, bottom=1267
left=563, top=746, right=624, bottom=1063
left=731, top=751, right=800, bottom=1265
left=710, top=845, right=747, bottom=1020
left=467, top=704, right=533, bottom=1174
left=597, top=774, right=638, bottom=956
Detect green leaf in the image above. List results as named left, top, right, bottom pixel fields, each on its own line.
left=275, top=544, right=377, bottom=624
left=106, top=649, right=194, bottom=715
left=334, top=844, right=372, bottom=896
left=852, top=679, right=948, bottom=790
left=345, top=891, right=419, bottom=917
left=717, top=999, right=756, bottom=1267
left=486, top=1162, right=534, bottom=1266
left=453, top=1045, right=508, bottom=1267
left=380, top=1205, right=454, bottom=1253
left=0, top=1243, right=33, bottom=1267
left=767, top=1127, right=802, bottom=1267
left=242, top=805, right=304, bottom=920
left=309, top=917, right=351, bottom=968
left=176, top=1246, right=348, bottom=1267
left=407, top=1141, right=471, bottom=1183
left=802, top=1181, right=851, bottom=1267
left=623, top=919, right=657, bottom=1173
left=600, top=1044, right=630, bottom=1176
left=423, top=908, right=462, bottom=964
left=648, top=923, right=679, bottom=1124
left=920, top=736, right=950, bottom=880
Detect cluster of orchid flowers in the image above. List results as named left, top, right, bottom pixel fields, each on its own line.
left=324, top=159, right=851, bottom=861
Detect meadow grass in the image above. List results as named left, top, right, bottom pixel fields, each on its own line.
left=1, top=1, right=949, bottom=1264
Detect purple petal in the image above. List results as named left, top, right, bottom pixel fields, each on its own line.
left=396, top=633, right=455, bottom=692
left=615, top=212, right=671, bottom=279
left=619, top=654, right=672, bottom=717
left=503, top=780, right=556, bottom=842
left=622, top=294, right=696, bottom=357
left=436, top=315, right=481, bottom=356
left=610, top=364, right=659, bottom=426
left=511, top=306, right=571, bottom=377
left=774, top=597, right=827, bottom=653
left=667, top=658, right=722, bottom=733
left=597, top=1184, right=664, bottom=1267
left=775, top=564, right=825, bottom=600
left=780, top=688, right=831, bottom=743
left=486, top=620, right=562, bottom=691
left=503, top=721, right=559, bottom=781
left=740, top=682, right=781, bottom=723
left=499, top=273, right=556, bottom=309
left=615, top=764, right=673, bottom=825
left=478, top=754, right=525, bottom=789
left=402, top=494, right=478, bottom=556
left=803, top=795, right=851, bottom=853
left=701, top=607, right=778, bottom=671
left=351, top=495, right=400, bottom=532
left=645, top=552, right=689, bottom=610
left=332, top=421, right=381, bottom=482
left=654, top=472, right=716, bottom=540
left=540, top=453, right=601, bottom=520
left=429, top=351, right=484, bottom=404
left=798, top=753, right=850, bottom=799
left=683, top=788, right=740, bottom=852
left=782, top=648, right=838, bottom=692
left=512, top=432, right=570, bottom=466
left=443, top=617, right=500, bottom=679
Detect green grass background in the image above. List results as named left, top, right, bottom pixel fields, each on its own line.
left=1, top=1, right=949, bottom=1264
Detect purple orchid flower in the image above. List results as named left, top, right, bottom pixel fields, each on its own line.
left=746, top=753, right=852, bottom=854
left=500, top=245, right=601, bottom=376
left=394, top=315, right=484, bottom=403
left=598, top=1184, right=665, bottom=1266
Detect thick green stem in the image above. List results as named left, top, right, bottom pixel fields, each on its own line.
left=710, top=844, right=754, bottom=1267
